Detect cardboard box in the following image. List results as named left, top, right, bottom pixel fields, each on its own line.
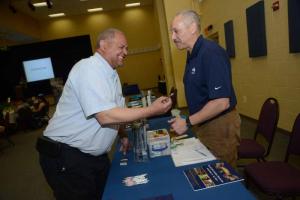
left=147, top=129, right=170, bottom=158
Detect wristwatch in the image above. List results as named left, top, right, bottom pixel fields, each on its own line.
left=185, top=116, right=192, bottom=129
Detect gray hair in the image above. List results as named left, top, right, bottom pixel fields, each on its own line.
left=175, top=10, right=201, bottom=31
left=96, top=28, right=123, bottom=48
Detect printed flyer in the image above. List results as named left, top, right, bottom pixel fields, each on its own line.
left=183, top=161, right=244, bottom=191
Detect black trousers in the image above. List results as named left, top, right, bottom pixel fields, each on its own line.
left=39, top=142, right=110, bottom=200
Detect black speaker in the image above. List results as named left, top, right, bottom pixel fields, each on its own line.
left=224, top=20, right=235, bottom=58
left=288, top=0, right=300, bottom=53
left=246, top=0, right=267, bottom=57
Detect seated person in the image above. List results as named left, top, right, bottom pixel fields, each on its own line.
left=0, top=125, right=5, bottom=133
left=0, top=113, right=6, bottom=132
left=16, top=99, right=30, bottom=112
left=31, top=95, right=49, bottom=118
left=16, top=101, right=37, bottom=130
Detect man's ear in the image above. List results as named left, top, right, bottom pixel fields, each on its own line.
left=99, top=40, right=107, bottom=50
left=190, top=22, right=198, bottom=34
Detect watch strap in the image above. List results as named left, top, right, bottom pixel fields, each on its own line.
left=185, top=116, right=192, bottom=128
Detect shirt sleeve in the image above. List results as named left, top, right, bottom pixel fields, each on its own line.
left=203, top=47, right=232, bottom=100
left=71, top=60, right=117, bottom=118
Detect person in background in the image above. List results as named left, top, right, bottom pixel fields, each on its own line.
left=15, top=98, right=30, bottom=111
left=169, top=10, right=241, bottom=167
left=37, top=28, right=172, bottom=200
left=15, top=98, right=36, bottom=130
left=31, top=94, right=49, bottom=119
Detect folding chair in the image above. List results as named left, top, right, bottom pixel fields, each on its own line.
left=238, top=98, right=279, bottom=163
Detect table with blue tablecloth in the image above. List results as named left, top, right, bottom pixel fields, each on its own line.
left=102, top=116, right=256, bottom=200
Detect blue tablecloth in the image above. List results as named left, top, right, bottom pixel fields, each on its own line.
left=102, top=117, right=256, bottom=200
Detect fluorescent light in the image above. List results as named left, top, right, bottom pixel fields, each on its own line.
left=87, top=7, right=103, bottom=12
left=125, top=2, right=140, bottom=7
left=33, top=2, right=47, bottom=7
left=48, top=13, right=65, bottom=18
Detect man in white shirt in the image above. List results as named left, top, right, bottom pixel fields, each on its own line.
left=37, top=28, right=172, bottom=200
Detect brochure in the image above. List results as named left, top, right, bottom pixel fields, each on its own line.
left=183, top=161, right=244, bottom=191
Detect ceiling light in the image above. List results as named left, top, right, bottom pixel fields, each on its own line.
left=125, top=2, right=140, bottom=7
left=33, top=2, right=47, bottom=7
left=48, top=13, right=65, bottom=18
left=87, top=7, right=103, bottom=12
left=28, top=1, right=35, bottom=11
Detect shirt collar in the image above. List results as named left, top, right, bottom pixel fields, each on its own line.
left=94, top=52, right=118, bottom=79
left=187, top=35, right=204, bottom=60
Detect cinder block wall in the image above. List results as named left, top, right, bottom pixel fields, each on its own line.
left=200, top=0, right=300, bottom=131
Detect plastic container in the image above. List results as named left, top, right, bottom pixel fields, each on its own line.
left=147, top=129, right=170, bottom=158
left=132, top=121, right=149, bottom=162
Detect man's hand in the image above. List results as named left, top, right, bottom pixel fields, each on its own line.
left=150, top=96, right=172, bottom=115
left=119, top=137, right=130, bottom=155
left=168, top=117, right=188, bottom=135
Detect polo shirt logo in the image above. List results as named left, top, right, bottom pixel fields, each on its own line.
left=214, top=86, right=222, bottom=90
left=191, top=67, right=196, bottom=75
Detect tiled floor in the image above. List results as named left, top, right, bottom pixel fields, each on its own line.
left=0, top=107, right=299, bottom=200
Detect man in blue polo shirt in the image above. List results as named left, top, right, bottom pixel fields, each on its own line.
left=169, top=10, right=241, bottom=167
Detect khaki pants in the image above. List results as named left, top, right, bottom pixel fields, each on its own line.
left=193, top=109, right=241, bottom=167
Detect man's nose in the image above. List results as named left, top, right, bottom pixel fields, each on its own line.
left=171, top=32, right=176, bottom=41
left=123, top=49, right=128, bottom=56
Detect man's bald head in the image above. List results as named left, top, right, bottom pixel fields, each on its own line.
left=174, top=10, right=201, bottom=32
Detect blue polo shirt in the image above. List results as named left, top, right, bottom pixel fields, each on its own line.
left=183, top=35, right=237, bottom=116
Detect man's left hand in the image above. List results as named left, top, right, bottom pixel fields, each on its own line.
left=168, top=117, right=188, bottom=135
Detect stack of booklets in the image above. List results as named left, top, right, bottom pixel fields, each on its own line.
left=183, top=161, right=244, bottom=191
left=171, top=137, right=216, bottom=167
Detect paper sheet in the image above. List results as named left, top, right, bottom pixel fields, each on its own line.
left=171, top=137, right=216, bottom=167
